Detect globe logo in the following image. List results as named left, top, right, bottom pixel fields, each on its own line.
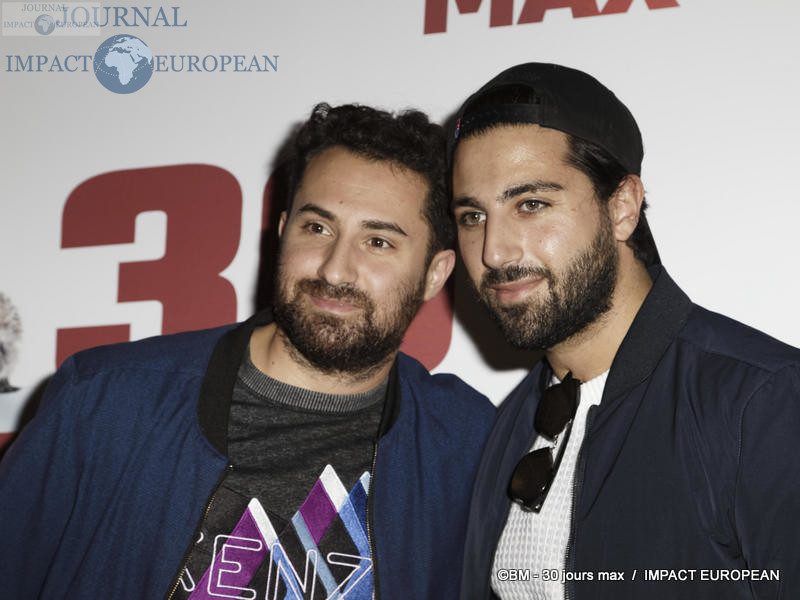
left=34, top=14, right=56, bottom=35
left=93, top=35, right=154, bottom=94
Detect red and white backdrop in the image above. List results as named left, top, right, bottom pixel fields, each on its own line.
left=2, top=0, right=799, bottom=449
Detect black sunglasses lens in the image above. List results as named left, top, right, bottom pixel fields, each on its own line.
left=534, top=376, right=578, bottom=440
left=508, top=447, right=553, bottom=504
left=508, top=372, right=581, bottom=511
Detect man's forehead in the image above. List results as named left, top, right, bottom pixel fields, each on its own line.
left=452, top=124, right=575, bottom=187
left=450, top=125, right=599, bottom=212
left=291, top=149, right=430, bottom=227
left=300, top=147, right=426, bottom=193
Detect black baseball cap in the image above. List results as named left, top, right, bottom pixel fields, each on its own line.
left=448, top=62, right=643, bottom=175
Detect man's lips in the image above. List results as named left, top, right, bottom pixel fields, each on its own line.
left=489, top=278, right=544, bottom=303
left=308, top=294, right=362, bottom=314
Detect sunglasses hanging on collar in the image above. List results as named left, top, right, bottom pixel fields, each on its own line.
left=508, top=371, right=581, bottom=512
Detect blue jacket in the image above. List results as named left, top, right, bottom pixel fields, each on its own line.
left=461, top=267, right=800, bottom=600
left=0, top=309, right=495, bottom=599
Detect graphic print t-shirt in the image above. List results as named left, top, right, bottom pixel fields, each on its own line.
left=173, top=348, right=385, bottom=600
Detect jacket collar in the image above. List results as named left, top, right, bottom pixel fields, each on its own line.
left=197, top=308, right=400, bottom=457
left=602, top=265, right=692, bottom=402
left=518, top=266, right=692, bottom=403
left=576, top=266, right=693, bottom=516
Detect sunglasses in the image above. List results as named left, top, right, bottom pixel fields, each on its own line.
left=507, top=372, right=581, bottom=512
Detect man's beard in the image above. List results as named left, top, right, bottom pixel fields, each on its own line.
left=273, top=271, right=426, bottom=376
left=477, top=213, right=618, bottom=351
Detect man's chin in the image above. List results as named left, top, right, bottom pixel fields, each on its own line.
left=303, top=310, right=361, bottom=330
left=480, top=300, right=552, bottom=350
left=482, top=293, right=540, bottom=323
left=283, top=318, right=399, bottom=373
left=294, top=335, right=398, bottom=376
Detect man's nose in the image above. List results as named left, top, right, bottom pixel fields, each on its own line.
left=482, top=218, right=524, bottom=270
left=317, top=238, right=358, bottom=286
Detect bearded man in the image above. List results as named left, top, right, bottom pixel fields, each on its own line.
left=0, top=103, right=494, bottom=600
left=450, top=63, right=800, bottom=600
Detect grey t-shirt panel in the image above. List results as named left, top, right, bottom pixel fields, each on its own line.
left=225, top=347, right=386, bottom=520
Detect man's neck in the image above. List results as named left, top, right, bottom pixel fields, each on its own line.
left=546, top=258, right=653, bottom=383
left=248, top=323, right=394, bottom=395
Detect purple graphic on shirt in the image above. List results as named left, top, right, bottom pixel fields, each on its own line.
left=184, top=466, right=372, bottom=599
left=189, top=505, right=268, bottom=599
left=299, top=479, right=338, bottom=545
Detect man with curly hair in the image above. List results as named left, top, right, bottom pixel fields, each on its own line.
left=0, top=104, right=494, bottom=600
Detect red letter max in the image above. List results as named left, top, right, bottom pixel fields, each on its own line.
left=424, top=0, right=678, bottom=34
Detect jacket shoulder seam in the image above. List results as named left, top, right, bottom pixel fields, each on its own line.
left=675, top=331, right=798, bottom=375
left=732, top=363, right=800, bottom=524
left=71, top=361, right=207, bottom=383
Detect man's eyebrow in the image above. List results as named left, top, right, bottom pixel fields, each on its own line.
left=295, top=204, right=407, bottom=237
left=361, top=219, right=407, bottom=237
left=452, top=181, right=564, bottom=210
left=500, top=181, right=563, bottom=202
left=296, top=203, right=336, bottom=221
left=452, top=196, right=483, bottom=210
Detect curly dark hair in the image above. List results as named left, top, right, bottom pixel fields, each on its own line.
left=288, top=103, right=453, bottom=261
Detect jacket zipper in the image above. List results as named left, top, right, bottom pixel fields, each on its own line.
left=164, top=463, right=234, bottom=600
left=564, top=406, right=596, bottom=600
left=366, top=442, right=381, bottom=599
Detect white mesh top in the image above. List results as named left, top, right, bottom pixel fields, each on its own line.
left=492, top=370, right=609, bottom=600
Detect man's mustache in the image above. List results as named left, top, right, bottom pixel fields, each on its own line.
left=481, top=264, right=552, bottom=289
left=296, top=278, right=373, bottom=311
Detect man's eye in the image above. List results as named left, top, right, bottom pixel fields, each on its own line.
left=458, top=212, right=486, bottom=227
left=520, top=200, right=546, bottom=213
left=368, top=237, right=393, bottom=249
left=305, top=222, right=328, bottom=235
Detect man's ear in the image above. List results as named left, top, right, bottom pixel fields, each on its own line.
left=278, top=211, right=288, bottom=238
left=609, top=175, right=645, bottom=243
left=423, top=249, right=456, bottom=302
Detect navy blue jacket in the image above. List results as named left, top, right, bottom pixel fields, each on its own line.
left=0, top=309, right=495, bottom=599
left=461, top=267, right=800, bottom=600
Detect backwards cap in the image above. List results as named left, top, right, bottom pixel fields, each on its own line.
left=448, top=62, right=643, bottom=175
